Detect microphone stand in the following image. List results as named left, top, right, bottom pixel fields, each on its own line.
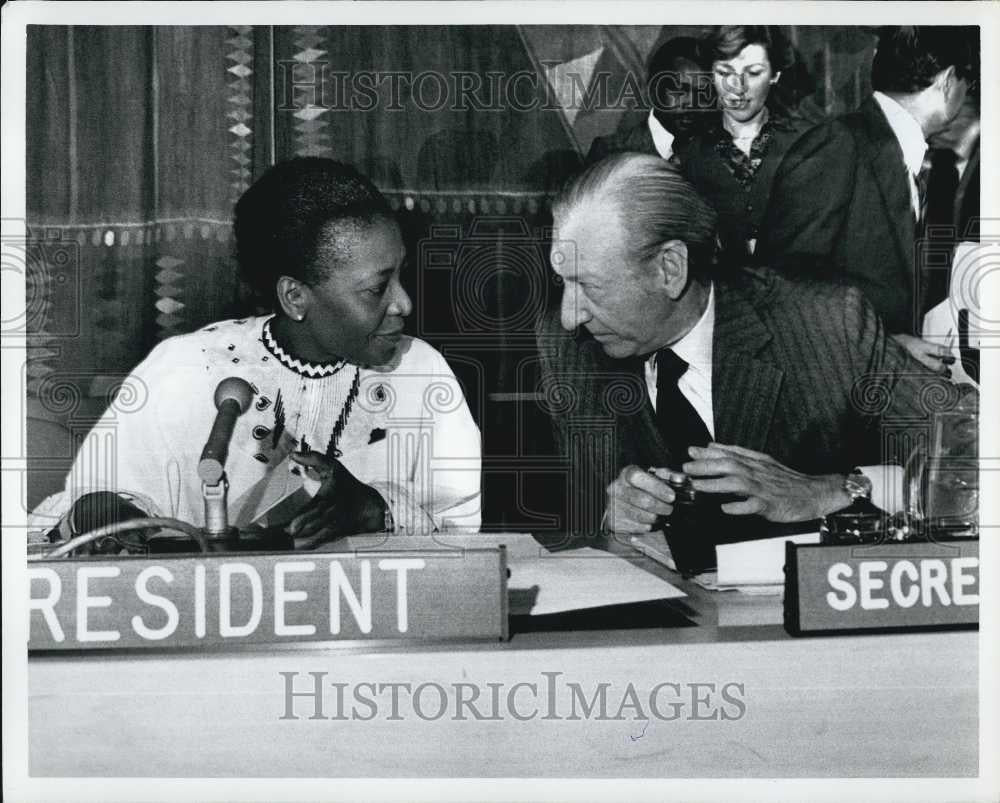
left=192, top=378, right=296, bottom=553
left=200, top=472, right=294, bottom=551
left=202, top=475, right=237, bottom=550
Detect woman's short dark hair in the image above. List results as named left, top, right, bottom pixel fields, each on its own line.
left=707, top=26, right=795, bottom=72
left=234, top=157, right=393, bottom=304
left=705, top=25, right=812, bottom=115
left=871, top=26, right=979, bottom=95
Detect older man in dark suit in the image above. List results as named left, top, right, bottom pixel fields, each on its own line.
left=536, top=153, right=965, bottom=537
left=757, top=26, right=979, bottom=374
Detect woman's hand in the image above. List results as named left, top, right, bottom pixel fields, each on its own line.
left=285, top=450, right=389, bottom=547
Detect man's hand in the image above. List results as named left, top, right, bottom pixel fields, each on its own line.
left=683, top=443, right=848, bottom=523
left=604, top=464, right=675, bottom=534
left=286, top=451, right=388, bottom=547
left=892, top=333, right=955, bottom=376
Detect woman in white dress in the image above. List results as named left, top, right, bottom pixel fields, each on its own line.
left=32, top=158, right=482, bottom=552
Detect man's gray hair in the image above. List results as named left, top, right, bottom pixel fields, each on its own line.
left=553, top=152, right=719, bottom=277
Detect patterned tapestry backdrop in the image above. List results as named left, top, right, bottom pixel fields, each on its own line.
left=25, top=24, right=878, bottom=525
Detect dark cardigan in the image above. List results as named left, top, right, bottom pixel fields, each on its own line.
left=680, top=109, right=814, bottom=264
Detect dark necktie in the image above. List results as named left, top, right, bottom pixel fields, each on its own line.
left=920, top=147, right=961, bottom=313
left=655, top=349, right=711, bottom=469
left=915, top=151, right=931, bottom=228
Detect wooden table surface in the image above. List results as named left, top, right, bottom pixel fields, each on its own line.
left=28, top=534, right=979, bottom=778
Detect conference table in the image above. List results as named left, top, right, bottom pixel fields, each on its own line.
left=27, top=532, right=978, bottom=778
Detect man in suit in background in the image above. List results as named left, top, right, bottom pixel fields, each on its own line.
left=536, top=153, right=962, bottom=536
left=926, top=92, right=980, bottom=245
left=757, top=26, right=979, bottom=374
left=921, top=91, right=981, bottom=383
left=586, top=36, right=708, bottom=165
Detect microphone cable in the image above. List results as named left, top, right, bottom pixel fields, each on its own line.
left=31, top=517, right=209, bottom=560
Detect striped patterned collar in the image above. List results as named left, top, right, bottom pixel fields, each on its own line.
left=261, top=316, right=348, bottom=379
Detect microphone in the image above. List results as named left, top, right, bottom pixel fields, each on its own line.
left=198, top=377, right=255, bottom=484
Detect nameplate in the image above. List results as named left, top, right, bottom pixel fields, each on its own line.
left=784, top=541, right=979, bottom=636
left=28, top=547, right=508, bottom=650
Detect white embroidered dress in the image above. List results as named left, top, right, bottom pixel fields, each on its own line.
left=31, top=316, right=482, bottom=533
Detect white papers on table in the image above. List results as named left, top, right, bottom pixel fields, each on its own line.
left=628, top=531, right=677, bottom=571
left=506, top=546, right=685, bottom=616
left=361, top=532, right=686, bottom=615
left=628, top=530, right=819, bottom=593
left=688, top=572, right=783, bottom=595
left=715, top=532, right=821, bottom=587
left=627, top=532, right=780, bottom=592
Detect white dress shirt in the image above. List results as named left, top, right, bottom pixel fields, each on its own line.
left=872, top=91, right=928, bottom=219
left=645, top=284, right=715, bottom=436
left=647, top=109, right=677, bottom=161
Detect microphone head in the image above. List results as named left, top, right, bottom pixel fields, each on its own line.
left=198, top=378, right=255, bottom=484
left=214, top=377, right=254, bottom=412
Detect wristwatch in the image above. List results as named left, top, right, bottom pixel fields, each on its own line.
left=822, top=469, right=882, bottom=545
left=843, top=469, right=873, bottom=502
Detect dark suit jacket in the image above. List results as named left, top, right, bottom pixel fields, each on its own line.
left=955, top=140, right=980, bottom=242
left=586, top=119, right=664, bottom=165
left=757, top=97, right=923, bottom=335
left=536, top=268, right=958, bottom=534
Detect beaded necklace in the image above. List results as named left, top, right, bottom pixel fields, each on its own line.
left=322, top=367, right=360, bottom=459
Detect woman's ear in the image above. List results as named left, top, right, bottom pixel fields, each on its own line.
left=275, top=276, right=310, bottom=322
left=770, top=70, right=782, bottom=85
left=658, top=240, right=689, bottom=300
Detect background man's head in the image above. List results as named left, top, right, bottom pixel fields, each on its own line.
left=646, top=36, right=710, bottom=137
left=871, top=26, right=979, bottom=134
left=549, top=153, right=718, bottom=358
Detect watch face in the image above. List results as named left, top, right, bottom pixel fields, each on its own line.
left=823, top=500, right=883, bottom=544
left=845, top=472, right=873, bottom=499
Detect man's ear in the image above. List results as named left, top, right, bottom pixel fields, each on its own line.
left=275, top=276, right=311, bottom=322
left=937, top=65, right=958, bottom=97
left=658, top=239, right=689, bottom=300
